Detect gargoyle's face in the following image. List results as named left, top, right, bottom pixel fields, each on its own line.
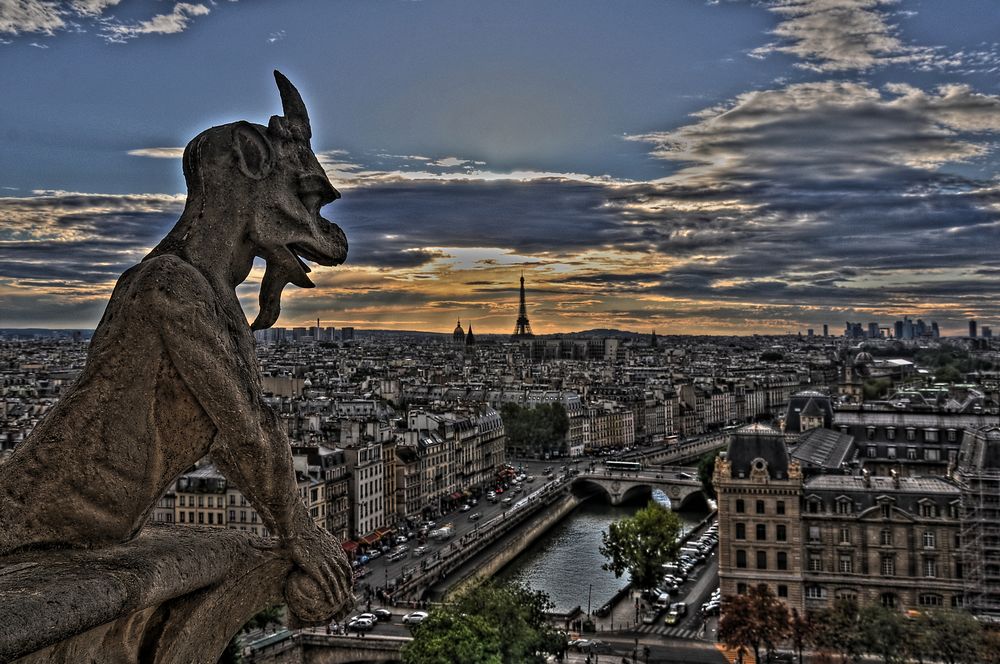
left=222, top=72, right=348, bottom=330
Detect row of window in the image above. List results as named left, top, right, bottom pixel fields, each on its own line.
left=734, top=499, right=787, bottom=515
left=805, top=498, right=955, bottom=519
left=855, top=426, right=959, bottom=443
left=735, top=549, right=789, bottom=570
left=734, top=523, right=787, bottom=541
left=802, top=552, right=949, bottom=578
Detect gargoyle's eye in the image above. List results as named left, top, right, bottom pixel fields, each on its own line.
left=298, top=174, right=338, bottom=212
left=299, top=190, right=323, bottom=213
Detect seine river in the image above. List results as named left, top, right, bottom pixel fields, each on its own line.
left=497, top=498, right=708, bottom=613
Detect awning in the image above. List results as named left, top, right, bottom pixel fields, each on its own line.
left=360, top=533, right=380, bottom=545
left=376, top=527, right=393, bottom=536
left=450, top=491, right=464, bottom=500
left=341, top=540, right=359, bottom=552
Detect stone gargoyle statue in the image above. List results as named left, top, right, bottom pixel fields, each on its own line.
left=0, top=71, right=353, bottom=660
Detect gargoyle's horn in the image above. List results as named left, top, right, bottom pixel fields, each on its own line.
left=273, top=70, right=311, bottom=140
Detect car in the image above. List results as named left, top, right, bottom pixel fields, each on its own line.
left=501, top=498, right=512, bottom=506
left=470, top=498, right=478, bottom=506
left=469, top=512, right=482, bottom=521
left=346, top=617, right=375, bottom=633
left=402, top=611, right=429, bottom=625
left=367, top=550, right=381, bottom=559
left=413, top=545, right=429, bottom=557
left=459, top=503, right=471, bottom=512
left=665, top=602, right=687, bottom=625
left=372, top=608, right=392, bottom=622
left=395, top=535, right=408, bottom=545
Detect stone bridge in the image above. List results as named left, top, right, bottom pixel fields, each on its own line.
left=571, top=467, right=706, bottom=510
left=246, top=632, right=403, bottom=664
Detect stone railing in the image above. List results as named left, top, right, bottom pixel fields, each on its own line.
left=0, top=524, right=298, bottom=663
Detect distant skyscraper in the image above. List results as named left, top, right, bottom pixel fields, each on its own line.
left=807, top=329, right=814, bottom=337
left=512, top=273, right=534, bottom=339
left=932, top=321, right=940, bottom=338
left=868, top=322, right=879, bottom=339
left=894, top=320, right=903, bottom=339
left=983, top=326, right=992, bottom=339
left=341, top=326, right=354, bottom=341
left=822, top=324, right=828, bottom=337
left=970, top=320, right=978, bottom=338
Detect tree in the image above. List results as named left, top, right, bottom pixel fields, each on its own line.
left=980, top=628, right=1000, bottom=664
left=500, top=403, right=569, bottom=458
left=917, top=610, right=984, bottom=664
left=717, top=586, right=789, bottom=664
left=789, top=609, right=813, bottom=664
left=697, top=452, right=717, bottom=500
left=403, top=580, right=563, bottom=664
left=760, top=350, right=784, bottom=363
left=858, top=604, right=907, bottom=664
left=810, top=598, right=863, bottom=664
left=599, top=500, right=683, bottom=593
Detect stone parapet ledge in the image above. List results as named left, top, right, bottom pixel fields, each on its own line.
left=0, top=524, right=296, bottom=664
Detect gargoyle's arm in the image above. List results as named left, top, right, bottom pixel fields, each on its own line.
left=140, top=261, right=312, bottom=542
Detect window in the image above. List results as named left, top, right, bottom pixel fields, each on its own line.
left=867, top=446, right=877, bottom=458
left=208, top=513, right=214, bottom=525
left=229, top=510, right=235, bottom=521
left=839, top=527, right=851, bottom=544
left=757, top=551, right=768, bottom=569
left=881, top=556, right=895, bottom=576
left=881, top=503, right=892, bottom=519
left=866, top=426, right=876, bottom=441
left=839, top=555, right=853, bottom=574
left=756, top=500, right=765, bottom=514
left=736, top=499, right=745, bottom=513
left=806, top=586, right=825, bottom=599
left=736, top=550, right=747, bottom=568
left=809, top=555, right=822, bottom=572
left=179, top=495, right=186, bottom=507
left=837, top=500, right=852, bottom=515
left=198, top=496, right=204, bottom=508
left=179, top=511, right=186, bottom=523
left=776, top=500, right=785, bottom=515
left=924, top=558, right=937, bottom=578
left=198, top=512, right=204, bottom=524
left=777, top=525, right=787, bottom=541
left=835, top=589, right=858, bottom=601
left=906, top=447, right=917, bottom=460
left=808, top=499, right=821, bottom=514
left=777, top=552, right=788, bottom=570
left=947, top=429, right=958, bottom=443
left=951, top=596, right=965, bottom=608
left=906, top=428, right=916, bottom=441
left=736, top=523, right=746, bottom=540
left=917, top=593, right=942, bottom=607
left=881, top=593, right=897, bottom=608
left=887, top=446, right=897, bottom=459
left=925, top=429, right=938, bottom=443
left=778, top=585, right=788, bottom=598
left=737, top=583, right=747, bottom=594
left=756, top=524, right=767, bottom=541
left=923, top=531, right=936, bottom=548
left=926, top=449, right=940, bottom=462
left=808, top=526, right=821, bottom=543
left=887, top=427, right=896, bottom=441
left=921, top=503, right=937, bottom=518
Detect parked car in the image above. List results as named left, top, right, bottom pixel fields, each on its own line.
left=413, top=545, right=429, bottom=557
left=402, top=611, right=428, bottom=625
left=346, top=616, right=375, bottom=633
left=469, top=512, right=482, bottom=521
left=372, top=608, right=392, bottom=622
left=459, top=503, right=471, bottom=512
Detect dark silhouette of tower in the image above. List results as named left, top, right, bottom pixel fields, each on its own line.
left=512, top=273, right=534, bottom=338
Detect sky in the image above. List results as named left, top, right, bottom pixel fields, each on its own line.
left=2, top=0, right=1000, bottom=335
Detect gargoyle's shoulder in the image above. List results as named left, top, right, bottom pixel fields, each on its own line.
left=124, top=255, right=215, bottom=306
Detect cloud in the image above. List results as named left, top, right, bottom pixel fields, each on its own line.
left=127, top=147, right=185, bottom=159
left=0, top=0, right=65, bottom=35
left=69, top=0, right=118, bottom=16
left=266, top=29, right=284, bottom=44
left=748, top=0, right=1000, bottom=74
left=101, top=2, right=209, bottom=43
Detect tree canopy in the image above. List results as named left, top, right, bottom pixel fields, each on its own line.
left=500, top=402, right=569, bottom=457
left=402, top=580, right=564, bottom=664
left=599, top=500, right=683, bottom=592
left=697, top=451, right=717, bottom=500
left=718, top=585, right=789, bottom=664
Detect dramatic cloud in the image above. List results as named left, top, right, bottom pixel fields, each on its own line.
left=748, top=0, right=1000, bottom=73
left=101, top=2, right=209, bottom=43
left=0, top=0, right=64, bottom=35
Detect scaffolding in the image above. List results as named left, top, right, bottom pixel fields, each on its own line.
left=958, top=428, right=1000, bottom=620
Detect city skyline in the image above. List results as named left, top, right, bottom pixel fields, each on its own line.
left=3, top=0, right=1000, bottom=335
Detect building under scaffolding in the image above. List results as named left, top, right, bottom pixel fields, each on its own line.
left=957, top=426, right=1000, bottom=621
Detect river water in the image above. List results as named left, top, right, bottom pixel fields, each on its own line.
left=497, top=498, right=708, bottom=613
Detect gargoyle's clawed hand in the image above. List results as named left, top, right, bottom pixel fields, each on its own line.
left=282, top=527, right=355, bottom=623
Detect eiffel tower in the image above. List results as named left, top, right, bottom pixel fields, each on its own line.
left=512, top=273, right=534, bottom=338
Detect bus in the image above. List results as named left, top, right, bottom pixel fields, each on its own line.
left=606, top=460, right=642, bottom=473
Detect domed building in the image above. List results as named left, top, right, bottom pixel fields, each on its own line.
left=452, top=319, right=465, bottom=346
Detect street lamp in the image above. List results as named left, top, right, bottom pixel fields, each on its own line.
left=587, top=583, right=592, bottom=617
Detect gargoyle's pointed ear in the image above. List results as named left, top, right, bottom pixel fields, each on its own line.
left=274, top=70, right=311, bottom=140
left=232, top=122, right=273, bottom=180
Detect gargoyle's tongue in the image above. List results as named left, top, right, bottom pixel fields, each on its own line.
left=250, top=247, right=315, bottom=331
